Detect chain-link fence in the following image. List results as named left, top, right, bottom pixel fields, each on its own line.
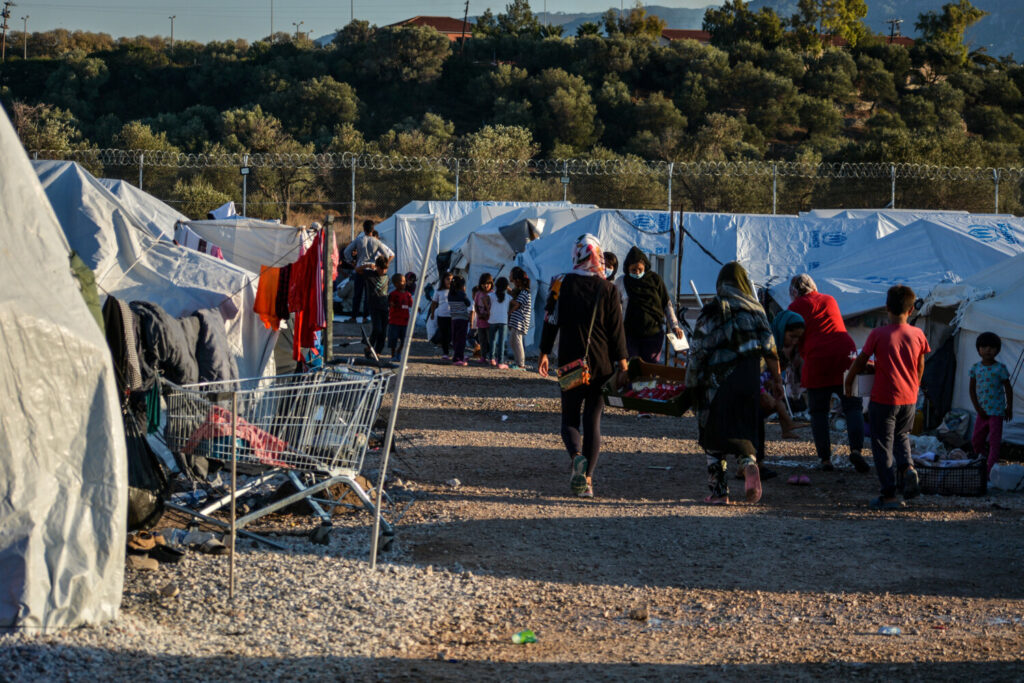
left=30, top=149, right=1024, bottom=240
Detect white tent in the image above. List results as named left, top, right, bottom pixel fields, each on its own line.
left=1, top=106, right=127, bottom=632
left=180, top=217, right=314, bottom=274
left=35, top=161, right=276, bottom=379
left=518, top=209, right=677, bottom=349
left=98, top=178, right=190, bottom=240
left=769, top=218, right=1024, bottom=322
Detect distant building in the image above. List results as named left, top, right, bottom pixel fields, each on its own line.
left=660, top=29, right=711, bottom=46
left=389, top=16, right=473, bottom=43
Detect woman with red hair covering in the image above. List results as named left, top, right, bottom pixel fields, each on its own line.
left=539, top=234, right=628, bottom=498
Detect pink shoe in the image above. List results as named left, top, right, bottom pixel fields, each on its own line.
left=490, top=359, right=497, bottom=366
left=441, top=355, right=450, bottom=360
left=454, top=360, right=467, bottom=366
left=497, top=363, right=509, bottom=369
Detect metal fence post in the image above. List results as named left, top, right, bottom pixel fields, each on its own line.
left=454, top=159, right=460, bottom=201
left=890, top=163, right=896, bottom=208
left=241, top=154, right=249, bottom=217
left=772, top=162, right=777, bottom=215
left=350, top=157, right=356, bottom=242
left=138, top=152, right=144, bottom=190
left=667, top=162, right=674, bottom=214
left=562, top=161, right=568, bottom=203
left=994, top=168, right=1000, bottom=214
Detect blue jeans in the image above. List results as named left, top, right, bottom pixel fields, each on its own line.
left=869, top=401, right=915, bottom=497
left=807, top=385, right=865, bottom=461
left=387, top=323, right=405, bottom=356
left=351, top=271, right=367, bottom=318
left=488, top=323, right=507, bottom=364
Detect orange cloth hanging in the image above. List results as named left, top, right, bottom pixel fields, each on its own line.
left=254, top=265, right=283, bottom=330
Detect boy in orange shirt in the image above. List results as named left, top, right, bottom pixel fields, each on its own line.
left=845, top=285, right=930, bottom=509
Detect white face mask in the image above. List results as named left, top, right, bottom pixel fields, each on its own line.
left=629, top=271, right=645, bottom=280
left=604, top=268, right=614, bottom=279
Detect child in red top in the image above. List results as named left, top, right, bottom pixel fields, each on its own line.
left=846, top=285, right=931, bottom=509
left=387, top=273, right=413, bottom=360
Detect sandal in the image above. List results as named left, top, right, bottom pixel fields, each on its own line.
left=744, top=464, right=762, bottom=503
left=703, top=494, right=730, bottom=505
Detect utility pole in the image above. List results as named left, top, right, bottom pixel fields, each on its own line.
left=20, top=13, right=26, bottom=59
left=0, top=1, right=15, bottom=63
left=270, top=0, right=274, bottom=40
left=350, top=0, right=354, bottom=24
left=460, top=0, right=469, bottom=55
left=168, top=15, right=176, bottom=47
left=886, top=18, right=902, bottom=40
left=292, top=20, right=303, bottom=40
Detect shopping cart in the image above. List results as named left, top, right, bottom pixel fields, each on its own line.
left=161, top=366, right=393, bottom=542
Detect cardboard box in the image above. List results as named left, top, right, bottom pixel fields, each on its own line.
left=602, top=358, right=692, bottom=416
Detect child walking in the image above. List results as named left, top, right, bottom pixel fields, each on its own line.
left=448, top=275, right=474, bottom=366
left=474, top=273, right=493, bottom=363
left=428, top=271, right=453, bottom=359
left=387, top=273, right=413, bottom=360
left=366, top=255, right=390, bottom=357
left=488, top=277, right=511, bottom=369
left=969, top=331, right=1014, bottom=473
left=845, top=285, right=931, bottom=509
left=508, top=266, right=532, bottom=370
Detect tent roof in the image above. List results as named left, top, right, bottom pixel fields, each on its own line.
left=181, top=218, right=313, bottom=274
left=98, top=178, right=189, bottom=240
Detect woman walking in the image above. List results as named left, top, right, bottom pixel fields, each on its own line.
left=539, top=234, right=628, bottom=498
left=687, top=262, right=782, bottom=505
left=787, top=274, right=868, bottom=472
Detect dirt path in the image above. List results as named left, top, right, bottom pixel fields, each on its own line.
left=2, top=328, right=1022, bottom=681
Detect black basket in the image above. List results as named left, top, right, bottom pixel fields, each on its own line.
left=915, top=458, right=987, bottom=496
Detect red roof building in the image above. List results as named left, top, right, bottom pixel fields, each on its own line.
left=388, top=16, right=473, bottom=42
left=660, top=29, right=711, bottom=45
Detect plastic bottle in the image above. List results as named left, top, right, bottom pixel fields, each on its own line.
left=877, top=625, right=901, bottom=636
left=511, top=629, right=537, bottom=644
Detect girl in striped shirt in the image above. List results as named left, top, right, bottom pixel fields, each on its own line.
left=508, top=266, right=533, bottom=370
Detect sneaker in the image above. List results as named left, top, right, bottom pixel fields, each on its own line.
left=454, top=360, right=467, bottom=366
left=902, top=467, right=921, bottom=500
left=490, top=359, right=497, bottom=367
left=570, top=455, right=588, bottom=495
left=577, top=476, right=594, bottom=498
left=441, top=354, right=450, bottom=361
left=497, top=363, right=509, bottom=369
left=819, top=459, right=835, bottom=472
left=743, top=464, right=762, bottom=503
left=849, top=451, right=870, bottom=474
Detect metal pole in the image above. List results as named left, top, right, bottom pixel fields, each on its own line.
left=350, top=159, right=356, bottom=242
left=562, top=161, right=568, bottom=203
left=138, top=152, right=144, bottom=190
left=21, top=14, right=26, bottom=59
left=890, top=163, right=896, bottom=209
left=242, top=154, right=248, bottom=216
left=454, top=159, right=460, bottom=202
left=994, top=168, right=1000, bottom=214
left=322, top=220, right=334, bottom=361
left=270, top=0, right=274, bottom=38
left=371, top=216, right=440, bottom=569
left=229, top=391, right=238, bottom=602
left=168, top=15, right=175, bottom=47
left=667, top=162, right=674, bottom=215
left=772, top=162, right=777, bottom=215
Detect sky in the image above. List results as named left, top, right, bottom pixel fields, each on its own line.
left=9, top=1, right=714, bottom=44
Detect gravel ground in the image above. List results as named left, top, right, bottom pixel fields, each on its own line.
left=2, top=327, right=1024, bottom=681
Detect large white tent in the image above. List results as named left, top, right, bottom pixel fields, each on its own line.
left=98, top=178, right=189, bottom=240
left=1, top=107, right=127, bottom=632
left=180, top=217, right=314, bottom=274
left=34, top=161, right=276, bottom=379
left=769, top=217, right=1024, bottom=321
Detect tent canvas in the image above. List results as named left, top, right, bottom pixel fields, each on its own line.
left=35, top=161, right=276, bottom=379
left=98, top=178, right=189, bottom=240
left=394, top=213, right=438, bottom=283
left=181, top=218, right=314, bottom=274
left=769, top=218, right=1024, bottom=319
left=1, top=106, right=127, bottom=632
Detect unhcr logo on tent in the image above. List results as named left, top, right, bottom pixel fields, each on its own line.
left=632, top=213, right=670, bottom=233
left=821, top=231, right=848, bottom=246
left=968, top=224, right=1019, bottom=245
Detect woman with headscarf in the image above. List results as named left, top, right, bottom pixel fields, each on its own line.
left=539, top=234, right=628, bottom=498
left=615, top=247, right=684, bottom=363
left=787, top=274, right=868, bottom=473
left=686, top=262, right=782, bottom=504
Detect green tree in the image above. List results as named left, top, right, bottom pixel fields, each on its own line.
left=819, top=0, right=868, bottom=48
left=677, top=113, right=768, bottom=213
left=703, top=0, right=784, bottom=50
left=458, top=125, right=546, bottom=200
left=493, top=0, right=543, bottom=38
left=9, top=101, right=92, bottom=153
left=376, top=114, right=457, bottom=201
left=625, top=92, right=687, bottom=160
left=261, top=76, right=361, bottom=144
left=915, top=0, right=988, bottom=73
left=529, top=68, right=602, bottom=153
left=854, top=55, right=897, bottom=112
left=602, top=2, right=667, bottom=42
left=113, top=121, right=182, bottom=195
left=576, top=22, right=601, bottom=37
left=362, top=26, right=450, bottom=83
left=172, top=177, right=231, bottom=220
left=43, top=51, right=110, bottom=119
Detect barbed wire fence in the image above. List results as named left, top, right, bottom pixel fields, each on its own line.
left=30, top=148, right=1024, bottom=240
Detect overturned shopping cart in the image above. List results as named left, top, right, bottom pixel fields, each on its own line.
left=161, top=367, right=393, bottom=545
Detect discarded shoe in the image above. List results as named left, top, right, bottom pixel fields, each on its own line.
left=149, top=544, right=186, bottom=564
left=126, top=554, right=159, bottom=571
left=126, top=531, right=157, bottom=553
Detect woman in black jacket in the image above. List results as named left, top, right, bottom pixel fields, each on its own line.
left=616, top=246, right=683, bottom=362
left=539, top=234, right=628, bottom=498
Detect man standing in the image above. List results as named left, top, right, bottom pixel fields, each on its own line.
left=344, top=219, right=394, bottom=323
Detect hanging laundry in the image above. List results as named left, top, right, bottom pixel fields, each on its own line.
left=174, top=224, right=225, bottom=260
left=287, top=230, right=326, bottom=361
left=254, top=265, right=284, bottom=331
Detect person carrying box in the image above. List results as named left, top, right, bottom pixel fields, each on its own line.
left=845, top=285, right=931, bottom=509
